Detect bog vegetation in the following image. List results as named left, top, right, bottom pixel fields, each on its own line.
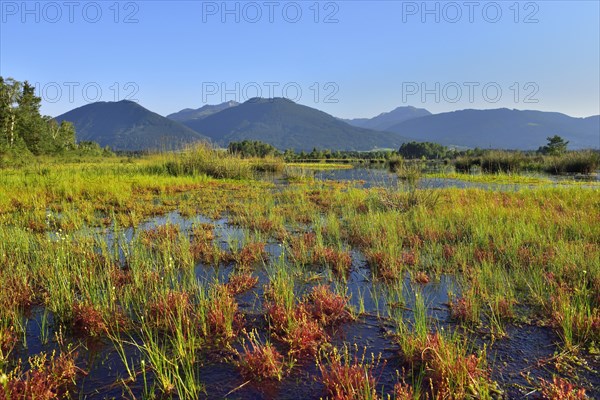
left=0, top=143, right=597, bottom=399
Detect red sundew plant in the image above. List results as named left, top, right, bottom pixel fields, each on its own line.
left=140, top=225, right=180, bottom=248
left=0, top=350, right=78, bottom=400
left=401, top=250, right=418, bottom=267
left=315, top=247, right=352, bottom=275
left=206, top=285, right=243, bottom=342
left=539, top=376, right=587, bottom=400
left=226, top=271, right=259, bottom=295
left=236, top=330, right=285, bottom=381
left=266, top=285, right=354, bottom=357
left=449, top=297, right=474, bottom=323
left=354, top=201, right=369, bottom=214
left=254, top=217, right=276, bottom=234
left=474, top=247, right=495, bottom=264
left=0, top=326, right=17, bottom=358
left=420, top=228, right=441, bottom=243
left=266, top=302, right=328, bottom=357
left=190, top=239, right=232, bottom=265
left=191, top=223, right=215, bottom=242
left=27, top=219, right=47, bottom=233
left=265, top=302, right=291, bottom=335
left=307, top=190, right=333, bottom=210
left=416, top=333, right=497, bottom=399
left=442, top=244, right=455, bottom=261
left=71, top=302, right=107, bottom=337
left=288, top=232, right=317, bottom=264
left=495, top=298, right=515, bottom=320
left=517, top=246, right=535, bottom=267
left=365, top=250, right=402, bottom=281
left=393, top=382, right=415, bottom=399
left=301, top=232, right=317, bottom=247
left=306, top=285, right=352, bottom=326
left=318, top=346, right=385, bottom=400
left=235, top=242, right=267, bottom=268
left=346, top=229, right=373, bottom=248
left=413, top=271, right=430, bottom=284
left=406, top=234, right=424, bottom=249
left=148, top=291, right=194, bottom=334
left=1, top=276, right=35, bottom=310
left=283, top=308, right=327, bottom=356
left=109, top=266, right=132, bottom=289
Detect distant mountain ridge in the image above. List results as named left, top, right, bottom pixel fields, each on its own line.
left=167, top=101, right=239, bottom=122
left=387, top=108, right=600, bottom=150
left=342, top=106, right=431, bottom=131
left=55, top=100, right=209, bottom=151
left=55, top=99, right=600, bottom=152
left=182, top=98, right=407, bottom=151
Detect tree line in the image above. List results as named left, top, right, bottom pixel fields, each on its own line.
left=227, top=140, right=394, bottom=161
left=0, top=77, right=79, bottom=155
left=0, top=77, right=111, bottom=159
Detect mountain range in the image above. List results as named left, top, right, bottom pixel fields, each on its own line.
left=166, top=101, right=239, bottom=122
left=54, top=99, right=600, bottom=151
left=179, top=98, right=407, bottom=151
left=387, top=109, right=599, bottom=150
left=55, top=101, right=208, bottom=151
left=341, top=106, right=431, bottom=131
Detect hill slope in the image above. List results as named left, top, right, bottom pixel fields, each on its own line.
left=167, top=101, right=240, bottom=122
left=342, top=106, right=431, bottom=131
left=183, top=98, right=407, bottom=151
left=55, top=101, right=209, bottom=151
left=387, top=109, right=600, bottom=150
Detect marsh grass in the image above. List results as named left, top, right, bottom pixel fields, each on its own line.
left=146, top=143, right=254, bottom=180
left=0, top=153, right=598, bottom=398
left=453, top=150, right=599, bottom=175
left=544, top=151, right=600, bottom=175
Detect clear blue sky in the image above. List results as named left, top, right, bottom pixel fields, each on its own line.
left=1, top=1, right=599, bottom=118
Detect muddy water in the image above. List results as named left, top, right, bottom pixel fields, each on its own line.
left=20, top=212, right=600, bottom=399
